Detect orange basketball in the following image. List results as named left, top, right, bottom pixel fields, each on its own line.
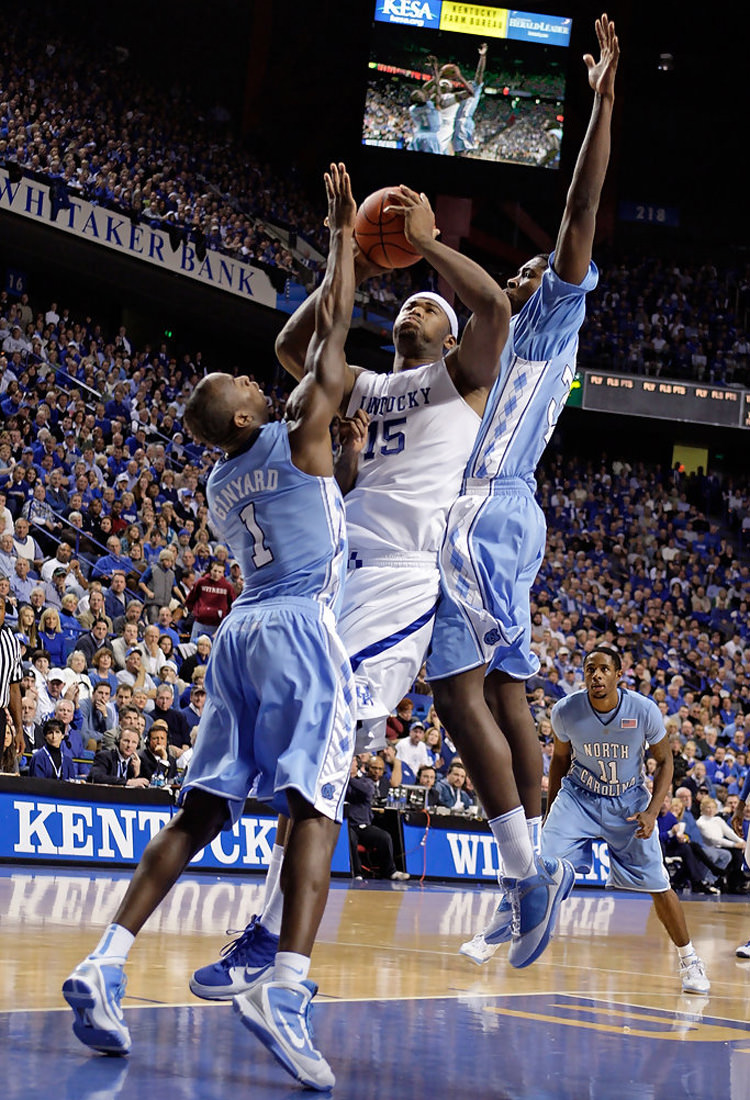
left=354, top=187, right=421, bottom=269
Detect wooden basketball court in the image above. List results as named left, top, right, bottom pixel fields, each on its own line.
left=3, top=865, right=749, bottom=1099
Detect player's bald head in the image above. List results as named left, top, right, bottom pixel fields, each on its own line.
left=184, top=373, right=267, bottom=449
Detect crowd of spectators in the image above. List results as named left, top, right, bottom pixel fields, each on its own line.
left=578, top=256, right=750, bottom=386
left=4, top=15, right=749, bottom=389
left=0, top=278, right=270, bottom=786
left=0, top=13, right=322, bottom=286
left=0, top=271, right=748, bottom=895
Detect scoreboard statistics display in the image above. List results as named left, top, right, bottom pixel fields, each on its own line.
left=581, top=371, right=749, bottom=430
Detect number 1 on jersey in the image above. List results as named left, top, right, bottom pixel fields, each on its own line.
left=239, top=502, right=274, bottom=568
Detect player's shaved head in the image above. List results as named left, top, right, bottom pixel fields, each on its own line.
left=584, top=643, right=622, bottom=671
left=184, top=373, right=267, bottom=450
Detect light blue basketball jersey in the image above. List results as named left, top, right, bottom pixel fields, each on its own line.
left=206, top=420, right=347, bottom=613
left=409, top=101, right=441, bottom=153
left=453, top=83, right=482, bottom=152
left=465, top=254, right=598, bottom=487
left=550, top=688, right=666, bottom=798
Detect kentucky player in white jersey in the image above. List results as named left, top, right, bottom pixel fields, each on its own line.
left=542, top=645, right=709, bottom=995
left=278, top=181, right=509, bottom=753
left=63, top=164, right=359, bottom=1089
left=186, top=177, right=510, bottom=1006
left=430, top=15, right=620, bottom=970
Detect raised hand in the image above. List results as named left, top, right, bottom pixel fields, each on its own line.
left=323, top=162, right=356, bottom=234
left=384, top=185, right=440, bottom=251
left=584, top=13, right=619, bottom=100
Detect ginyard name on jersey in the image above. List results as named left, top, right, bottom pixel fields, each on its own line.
left=356, top=385, right=432, bottom=418
left=212, top=468, right=279, bottom=520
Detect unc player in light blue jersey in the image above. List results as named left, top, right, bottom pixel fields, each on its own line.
left=63, top=163, right=358, bottom=1090
left=541, top=645, right=709, bottom=995
left=427, top=15, right=619, bottom=970
left=408, top=89, right=441, bottom=154
left=189, top=168, right=510, bottom=1009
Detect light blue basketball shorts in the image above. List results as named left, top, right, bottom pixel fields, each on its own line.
left=180, top=597, right=355, bottom=827
left=542, top=778, right=671, bottom=892
left=427, top=480, right=545, bottom=681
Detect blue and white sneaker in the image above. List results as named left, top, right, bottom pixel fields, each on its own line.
left=62, top=958, right=131, bottom=1055
left=189, top=915, right=279, bottom=1000
left=506, top=855, right=575, bottom=969
left=459, top=892, right=513, bottom=964
left=234, top=979, right=335, bottom=1091
left=736, top=940, right=750, bottom=959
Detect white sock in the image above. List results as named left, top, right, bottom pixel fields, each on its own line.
left=527, top=816, right=542, bottom=856
left=89, top=923, right=134, bottom=963
left=677, top=941, right=696, bottom=960
left=489, top=806, right=536, bottom=880
left=274, top=951, right=310, bottom=985
left=260, top=843, right=285, bottom=937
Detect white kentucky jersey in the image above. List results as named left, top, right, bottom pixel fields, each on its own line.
left=345, top=358, right=481, bottom=556
left=551, top=688, right=666, bottom=799
left=206, top=420, right=347, bottom=613
left=464, top=254, right=598, bottom=488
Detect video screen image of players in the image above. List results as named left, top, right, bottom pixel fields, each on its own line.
left=362, top=25, right=567, bottom=169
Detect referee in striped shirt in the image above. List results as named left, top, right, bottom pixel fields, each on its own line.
left=0, top=593, right=23, bottom=755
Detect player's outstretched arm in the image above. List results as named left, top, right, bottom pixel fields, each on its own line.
left=386, top=185, right=510, bottom=401
left=553, top=13, right=619, bottom=286
left=474, top=43, right=487, bottom=86
left=286, top=163, right=356, bottom=477
left=275, top=180, right=384, bottom=399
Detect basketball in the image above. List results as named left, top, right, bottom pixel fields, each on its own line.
left=354, top=187, right=421, bottom=269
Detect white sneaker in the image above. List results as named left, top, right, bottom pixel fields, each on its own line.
left=680, top=954, right=711, bottom=994
left=458, top=892, right=513, bottom=965
left=62, top=958, right=131, bottom=1055
left=234, top=979, right=334, bottom=1091
left=389, top=870, right=410, bottom=881
left=736, top=940, right=750, bottom=959
left=459, top=932, right=501, bottom=965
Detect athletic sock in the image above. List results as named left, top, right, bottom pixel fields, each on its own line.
left=677, top=941, right=696, bottom=960
left=489, top=806, right=536, bottom=880
left=274, top=951, right=311, bottom=985
left=260, top=843, right=285, bottom=937
left=89, top=922, right=134, bottom=963
left=527, top=815, right=542, bottom=856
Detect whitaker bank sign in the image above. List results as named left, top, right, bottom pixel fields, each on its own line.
left=0, top=169, right=277, bottom=308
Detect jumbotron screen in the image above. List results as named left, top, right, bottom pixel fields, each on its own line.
left=362, top=2, right=572, bottom=170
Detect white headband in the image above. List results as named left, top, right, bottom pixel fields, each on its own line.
left=401, top=292, right=459, bottom=339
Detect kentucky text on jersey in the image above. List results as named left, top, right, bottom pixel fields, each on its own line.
left=211, top=469, right=279, bottom=521
left=356, top=386, right=432, bottom=417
